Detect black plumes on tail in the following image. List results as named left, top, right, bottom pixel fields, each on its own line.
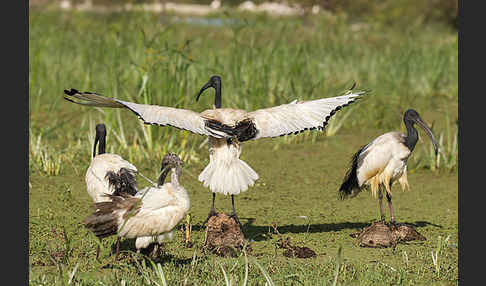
left=105, top=168, right=137, bottom=196
left=83, top=193, right=140, bottom=239
left=205, top=119, right=258, bottom=142
left=338, top=147, right=364, bottom=200
left=233, top=119, right=258, bottom=142
left=83, top=209, right=119, bottom=239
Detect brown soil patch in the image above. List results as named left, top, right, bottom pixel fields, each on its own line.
left=203, top=213, right=250, bottom=257
left=351, top=221, right=426, bottom=248
left=272, top=223, right=316, bottom=259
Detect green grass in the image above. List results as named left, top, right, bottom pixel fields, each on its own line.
left=29, top=9, right=457, bottom=285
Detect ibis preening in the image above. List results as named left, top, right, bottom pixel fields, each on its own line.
left=64, top=75, right=366, bottom=224
left=83, top=153, right=190, bottom=259
left=86, top=123, right=138, bottom=259
left=338, top=109, right=438, bottom=224
left=86, top=123, right=138, bottom=202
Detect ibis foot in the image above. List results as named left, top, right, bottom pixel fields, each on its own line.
left=149, top=243, right=160, bottom=258
left=229, top=212, right=242, bottom=227
left=202, top=209, right=218, bottom=226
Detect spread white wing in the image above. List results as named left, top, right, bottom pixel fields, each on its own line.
left=247, top=91, right=365, bottom=140
left=63, top=89, right=229, bottom=138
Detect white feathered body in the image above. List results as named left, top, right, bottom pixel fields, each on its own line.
left=85, top=153, right=138, bottom=202
left=198, top=108, right=259, bottom=195
left=115, top=182, right=190, bottom=245
left=135, top=231, right=175, bottom=250
left=357, top=132, right=411, bottom=197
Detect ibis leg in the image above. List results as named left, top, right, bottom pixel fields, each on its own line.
left=114, top=237, right=121, bottom=260
left=203, top=193, right=218, bottom=225
left=229, top=195, right=242, bottom=227
left=96, top=238, right=102, bottom=260
left=386, top=191, right=395, bottom=224
left=150, top=243, right=159, bottom=258
left=378, top=187, right=386, bottom=222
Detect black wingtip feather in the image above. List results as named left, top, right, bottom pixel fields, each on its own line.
left=64, top=88, right=80, bottom=96
left=63, top=97, right=77, bottom=104
left=321, top=97, right=359, bottom=131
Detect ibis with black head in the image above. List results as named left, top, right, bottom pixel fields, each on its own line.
left=338, top=109, right=439, bottom=224
left=85, top=123, right=138, bottom=259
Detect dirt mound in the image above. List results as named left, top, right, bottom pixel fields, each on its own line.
left=282, top=243, right=316, bottom=259
left=272, top=223, right=316, bottom=259
left=203, top=213, right=250, bottom=257
left=392, top=223, right=427, bottom=242
left=351, top=221, right=426, bottom=248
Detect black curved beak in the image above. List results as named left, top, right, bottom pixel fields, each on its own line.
left=415, top=117, right=439, bottom=156
left=196, top=81, right=213, bottom=102
left=157, top=164, right=171, bottom=187
left=93, top=132, right=100, bottom=159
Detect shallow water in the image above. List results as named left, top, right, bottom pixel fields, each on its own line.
left=171, top=16, right=243, bottom=27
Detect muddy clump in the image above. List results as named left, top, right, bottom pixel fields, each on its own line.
left=351, top=221, right=426, bottom=248
left=204, top=213, right=250, bottom=257
left=392, top=223, right=427, bottom=242
left=272, top=223, right=316, bottom=259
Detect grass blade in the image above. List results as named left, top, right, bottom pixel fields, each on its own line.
left=332, top=246, right=343, bottom=286
left=68, top=262, right=80, bottom=285
left=219, top=263, right=230, bottom=286
left=252, top=259, right=274, bottom=286
left=242, top=249, right=249, bottom=286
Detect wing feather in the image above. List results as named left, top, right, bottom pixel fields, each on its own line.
left=247, top=91, right=366, bottom=139
left=63, top=89, right=228, bottom=138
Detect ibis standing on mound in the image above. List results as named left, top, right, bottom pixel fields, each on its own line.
left=64, top=75, right=367, bottom=225
left=338, top=109, right=438, bottom=224
left=85, top=123, right=138, bottom=259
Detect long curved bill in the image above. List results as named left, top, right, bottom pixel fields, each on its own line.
left=93, top=132, right=100, bottom=159
left=415, top=117, right=439, bottom=156
left=157, top=164, right=171, bottom=187
left=196, top=81, right=212, bottom=102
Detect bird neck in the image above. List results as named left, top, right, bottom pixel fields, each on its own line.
left=404, top=119, right=418, bottom=152
left=93, top=136, right=106, bottom=158
left=170, top=166, right=182, bottom=188
left=214, top=86, right=222, bottom=109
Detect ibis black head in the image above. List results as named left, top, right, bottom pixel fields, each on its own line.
left=160, top=153, right=184, bottom=171
left=157, top=153, right=184, bottom=187
left=196, top=75, right=222, bottom=108
left=93, top=123, right=107, bottom=157
left=403, top=109, right=439, bottom=156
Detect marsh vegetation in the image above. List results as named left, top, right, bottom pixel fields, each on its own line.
left=29, top=6, right=457, bottom=285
